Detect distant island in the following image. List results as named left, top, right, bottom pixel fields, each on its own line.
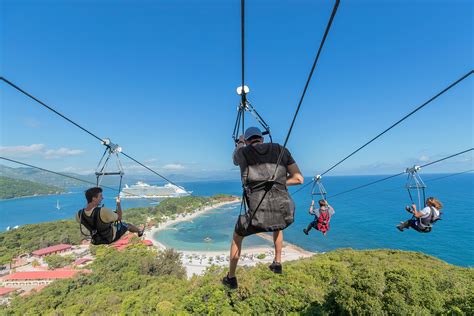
left=0, top=176, right=64, bottom=199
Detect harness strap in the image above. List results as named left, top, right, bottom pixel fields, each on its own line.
left=79, top=207, right=110, bottom=242
left=78, top=207, right=100, bottom=238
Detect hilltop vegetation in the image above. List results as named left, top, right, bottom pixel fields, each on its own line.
left=0, top=194, right=237, bottom=265
left=0, top=176, right=64, bottom=199
left=2, top=247, right=472, bottom=315
left=0, top=220, right=82, bottom=265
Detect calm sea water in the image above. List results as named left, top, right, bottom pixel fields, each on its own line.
left=1, top=174, right=472, bottom=266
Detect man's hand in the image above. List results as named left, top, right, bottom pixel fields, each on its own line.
left=116, top=196, right=121, bottom=204
left=236, top=135, right=245, bottom=146
left=235, top=134, right=245, bottom=148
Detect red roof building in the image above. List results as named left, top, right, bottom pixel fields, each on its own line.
left=73, top=258, right=92, bottom=266
left=142, top=240, right=153, bottom=246
left=0, top=287, right=17, bottom=297
left=3, top=270, right=80, bottom=281
left=32, top=244, right=72, bottom=257
left=111, top=234, right=153, bottom=251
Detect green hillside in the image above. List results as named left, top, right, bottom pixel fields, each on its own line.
left=2, top=247, right=472, bottom=315
left=0, top=176, right=64, bottom=199
left=0, top=195, right=236, bottom=264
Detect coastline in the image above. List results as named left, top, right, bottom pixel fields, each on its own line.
left=0, top=191, right=66, bottom=201
left=143, top=199, right=315, bottom=278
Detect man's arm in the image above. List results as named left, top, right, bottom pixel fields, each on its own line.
left=412, top=204, right=428, bottom=218
left=115, top=197, right=122, bottom=221
left=286, top=163, right=304, bottom=186
left=309, top=200, right=315, bottom=214
left=233, top=135, right=245, bottom=166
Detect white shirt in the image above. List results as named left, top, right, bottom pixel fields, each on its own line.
left=419, top=206, right=439, bottom=218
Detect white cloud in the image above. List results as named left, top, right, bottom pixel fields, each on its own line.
left=0, top=144, right=84, bottom=159
left=417, top=155, right=430, bottom=162
left=162, top=163, right=185, bottom=171
left=44, top=148, right=84, bottom=159
left=61, top=166, right=94, bottom=175
left=0, top=144, right=45, bottom=158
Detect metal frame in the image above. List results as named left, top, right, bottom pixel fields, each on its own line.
left=95, top=138, right=125, bottom=191
left=405, top=165, right=426, bottom=210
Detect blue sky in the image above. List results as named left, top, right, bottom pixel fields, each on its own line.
left=0, top=0, right=472, bottom=180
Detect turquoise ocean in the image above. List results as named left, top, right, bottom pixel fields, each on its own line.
left=1, top=174, right=472, bottom=267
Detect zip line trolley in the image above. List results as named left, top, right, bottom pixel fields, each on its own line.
left=405, top=165, right=426, bottom=210
left=95, top=138, right=125, bottom=193
left=232, top=85, right=272, bottom=143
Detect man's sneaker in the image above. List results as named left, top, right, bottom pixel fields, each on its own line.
left=269, top=261, right=282, bottom=274
left=303, top=228, right=309, bottom=235
left=138, top=228, right=145, bottom=237
left=396, top=223, right=404, bottom=232
left=222, top=274, right=238, bottom=289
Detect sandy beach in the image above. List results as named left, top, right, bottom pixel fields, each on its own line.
left=143, top=199, right=315, bottom=278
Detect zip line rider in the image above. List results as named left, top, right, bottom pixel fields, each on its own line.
left=397, top=197, right=443, bottom=233
left=77, top=187, right=144, bottom=245
left=223, top=127, right=304, bottom=289
left=303, top=199, right=335, bottom=236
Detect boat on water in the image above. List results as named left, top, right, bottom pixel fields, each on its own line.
left=120, top=181, right=190, bottom=199
left=56, top=200, right=61, bottom=210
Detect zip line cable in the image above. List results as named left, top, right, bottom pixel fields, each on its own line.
left=241, top=0, right=245, bottom=91
left=232, top=0, right=273, bottom=142
left=234, top=0, right=340, bottom=224
left=0, top=157, right=114, bottom=191
left=0, top=77, right=103, bottom=143
left=423, top=169, right=473, bottom=183
left=273, top=0, right=340, bottom=174
left=333, top=169, right=474, bottom=202
left=294, top=70, right=474, bottom=195
left=419, top=148, right=473, bottom=169
left=0, top=157, right=165, bottom=202
left=326, top=148, right=473, bottom=199
left=320, top=70, right=473, bottom=177
left=327, top=172, right=406, bottom=199
left=0, top=77, right=190, bottom=194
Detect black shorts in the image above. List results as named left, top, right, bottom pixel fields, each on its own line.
left=112, top=222, right=129, bottom=242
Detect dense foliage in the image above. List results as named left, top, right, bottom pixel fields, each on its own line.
left=0, top=176, right=64, bottom=199
left=44, top=254, right=75, bottom=270
left=3, top=248, right=472, bottom=315
left=0, top=195, right=236, bottom=265
left=0, top=220, right=82, bottom=265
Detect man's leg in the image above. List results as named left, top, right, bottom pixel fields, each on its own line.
left=396, top=220, right=411, bottom=231
left=273, top=230, right=283, bottom=263
left=228, top=232, right=244, bottom=278
left=124, top=223, right=144, bottom=237
left=268, top=230, right=283, bottom=274
left=303, top=222, right=314, bottom=235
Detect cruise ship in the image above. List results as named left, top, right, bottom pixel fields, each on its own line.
left=120, top=181, right=190, bottom=199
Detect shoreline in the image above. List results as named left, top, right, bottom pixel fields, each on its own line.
left=143, top=199, right=315, bottom=278
left=0, top=191, right=66, bottom=201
